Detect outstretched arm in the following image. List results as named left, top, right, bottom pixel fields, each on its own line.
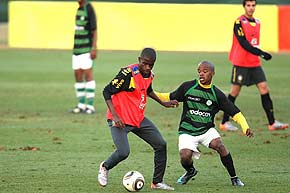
left=232, top=112, right=254, bottom=137
left=148, top=90, right=178, bottom=108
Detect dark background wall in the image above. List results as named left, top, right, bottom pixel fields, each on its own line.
left=1, top=0, right=290, bottom=22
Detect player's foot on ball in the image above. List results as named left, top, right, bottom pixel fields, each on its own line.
left=220, top=121, right=238, bottom=131
left=231, top=177, right=244, bottom=187
left=268, top=120, right=288, bottom=131
left=151, top=181, right=174, bottom=191
left=177, top=169, right=198, bottom=185
left=98, top=161, right=109, bottom=187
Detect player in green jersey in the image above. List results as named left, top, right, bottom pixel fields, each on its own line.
left=156, top=61, right=253, bottom=187
left=71, top=0, right=97, bottom=114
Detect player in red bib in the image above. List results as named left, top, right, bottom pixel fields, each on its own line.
left=220, top=0, right=288, bottom=131
left=98, top=48, right=178, bottom=191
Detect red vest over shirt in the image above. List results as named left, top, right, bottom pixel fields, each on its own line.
left=106, top=64, right=154, bottom=128
left=229, top=15, right=261, bottom=67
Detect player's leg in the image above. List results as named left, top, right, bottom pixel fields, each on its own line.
left=81, top=53, right=96, bottom=114
left=220, top=84, right=241, bottom=131
left=84, top=68, right=96, bottom=114
left=254, top=67, right=288, bottom=130
left=208, top=133, right=244, bottom=186
left=132, top=117, right=174, bottom=190
left=72, top=54, right=86, bottom=113
left=176, top=134, right=198, bottom=185
left=220, top=66, right=243, bottom=131
left=98, top=121, right=131, bottom=186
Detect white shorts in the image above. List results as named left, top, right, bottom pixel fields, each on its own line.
left=178, top=128, right=220, bottom=159
left=72, top=53, right=93, bottom=70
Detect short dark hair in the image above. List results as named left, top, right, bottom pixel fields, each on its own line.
left=140, top=48, right=156, bottom=61
left=243, top=0, right=256, bottom=7
left=198, top=60, right=215, bottom=72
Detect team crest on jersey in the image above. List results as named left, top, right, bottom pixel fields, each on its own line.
left=206, top=100, right=212, bottom=106
left=241, top=18, right=248, bottom=24
left=132, top=66, right=140, bottom=75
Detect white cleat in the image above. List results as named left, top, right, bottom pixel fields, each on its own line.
left=98, top=161, right=108, bottom=187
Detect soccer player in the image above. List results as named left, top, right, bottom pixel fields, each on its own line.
left=156, top=61, right=253, bottom=186
left=98, top=48, right=178, bottom=191
left=220, top=0, right=288, bottom=131
left=71, top=0, right=97, bottom=114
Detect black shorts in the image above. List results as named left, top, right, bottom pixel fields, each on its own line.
left=230, top=66, right=266, bottom=86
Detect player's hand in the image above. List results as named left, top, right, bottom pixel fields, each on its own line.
left=245, top=128, right=254, bottom=138
left=163, top=100, right=179, bottom=108
left=90, top=49, right=97, bottom=60
left=112, top=115, right=125, bottom=128
left=260, top=52, right=272, bottom=61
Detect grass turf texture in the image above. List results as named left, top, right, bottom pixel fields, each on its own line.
left=0, top=48, right=289, bottom=193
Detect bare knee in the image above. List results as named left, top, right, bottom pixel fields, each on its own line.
left=209, top=138, right=229, bottom=157
left=179, top=149, right=193, bottom=164
left=230, top=85, right=241, bottom=97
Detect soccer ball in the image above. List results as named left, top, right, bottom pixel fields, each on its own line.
left=122, top=171, right=145, bottom=192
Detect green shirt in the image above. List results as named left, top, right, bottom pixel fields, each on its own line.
left=73, top=2, right=96, bottom=55
left=170, top=79, right=240, bottom=136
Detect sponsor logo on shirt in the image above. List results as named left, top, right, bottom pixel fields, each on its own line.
left=187, top=96, right=201, bottom=101
left=189, top=109, right=211, bottom=117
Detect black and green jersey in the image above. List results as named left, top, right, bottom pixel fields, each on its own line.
left=73, top=2, right=97, bottom=55
left=170, top=79, right=240, bottom=136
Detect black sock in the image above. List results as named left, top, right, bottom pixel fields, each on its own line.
left=220, top=153, right=236, bottom=178
left=261, top=93, right=275, bottom=125
left=181, top=161, right=195, bottom=173
left=222, top=95, right=236, bottom=124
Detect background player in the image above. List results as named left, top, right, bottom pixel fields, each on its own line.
left=219, top=0, right=288, bottom=131
left=71, top=0, right=97, bottom=114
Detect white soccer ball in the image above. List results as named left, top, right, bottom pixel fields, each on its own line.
left=122, top=171, right=145, bottom=192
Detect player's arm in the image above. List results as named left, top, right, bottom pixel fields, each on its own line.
left=155, top=80, right=193, bottom=103
left=148, top=85, right=178, bottom=108
left=216, top=87, right=253, bottom=137
left=234, top=19, right=271, bottom=60
left=154, top=92, right=170, bottom=101
left=232, top=112, right=253, bottom=137
left=88, top=3, right=97, bottom=59
left=103, top=68, right=132, bottom=99
left=103, top=68, right=132, bottom=128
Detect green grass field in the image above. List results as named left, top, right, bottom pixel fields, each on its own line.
left=0, top=48, right=289, bottom=193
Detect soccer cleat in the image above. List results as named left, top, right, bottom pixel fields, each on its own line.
left=177, top=169, right=198, bottom=185
left=85, top=108, right=95, bottom=114
left=98, top=161, right=109, bottom=187
left=151, top=181, right=175, bottom=191
left=71, top=106, right=85, bottom=114
left=220, top=121, right=238, bottom=131
left=268, top=120, right=288, bottom=131
left=231, top=177, right=244, bottom=187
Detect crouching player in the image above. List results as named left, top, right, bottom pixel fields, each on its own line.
left=156, top=61, right=253, bottom=186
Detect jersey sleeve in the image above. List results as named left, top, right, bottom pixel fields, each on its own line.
left=215, top=86, right=240, bottom=117
left=233, top=19, right=262, bottom=56
left=87, top=3, right=97, bottom=31
left=146, top=83, right=153, bottom=95
left=103, top=67, right=132, bottom=100
left=169, top=81, right=193, bottom=102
